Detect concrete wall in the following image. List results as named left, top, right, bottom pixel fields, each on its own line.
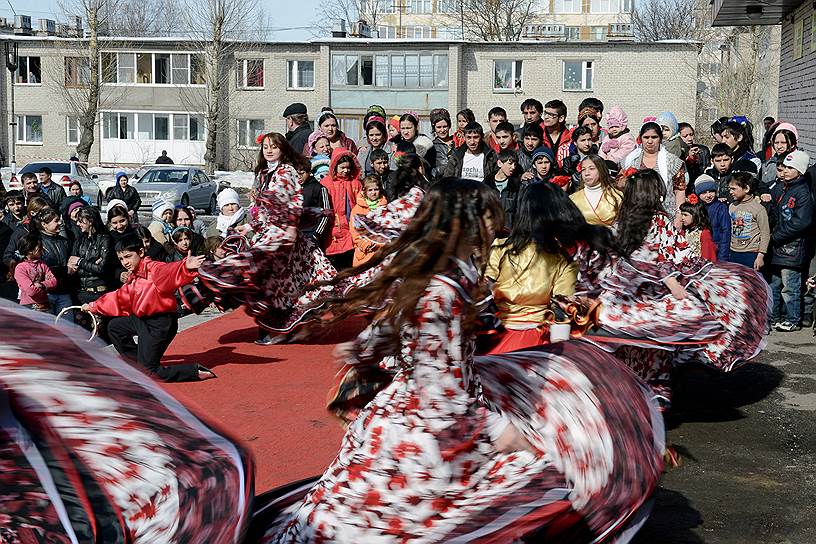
left=779, top=3, right=816, bottom=157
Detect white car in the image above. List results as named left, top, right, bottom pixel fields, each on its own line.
left=9, top=161, right=100, bottom=204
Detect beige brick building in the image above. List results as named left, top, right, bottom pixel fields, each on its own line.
left=1, top=34, right=698, bottom=170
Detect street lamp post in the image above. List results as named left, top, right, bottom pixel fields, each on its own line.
left=4, top=42, right=19, bottom=174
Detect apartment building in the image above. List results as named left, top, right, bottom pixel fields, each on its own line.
left=370, top=0, right=634, bottom=41
left=1, top=33, right=697, bottom=169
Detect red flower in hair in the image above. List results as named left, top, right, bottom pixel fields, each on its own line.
left=255, top=132, right=268, bottom=145
left=687, top=194, right=699, bottom=205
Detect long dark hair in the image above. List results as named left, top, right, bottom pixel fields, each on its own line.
left=254, top=132, right=300, bottom=176
left=497, top=182, right=616, bottom=268
left=616, top=169, right=667, bottom=257
left=33, top=207, right=61, bottom=234
left=310, top=178, right=504, bottom=342
left=390, top=153, right=428, bottom=199
left=76, top=206, right=108, bottom=237
left=722, top=120, right=755, bottom=157
left=679, top=201, right=711, bottom=232
left=639, top=122, right=663, bottom=142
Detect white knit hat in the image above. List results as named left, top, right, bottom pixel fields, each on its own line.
left=106, top=198, right=128, bottom=214
left=217, top=188, right=240, bottom=212
left=783, top=150, right=811, bottom=175
left=152, top=197, right=173, bottom=220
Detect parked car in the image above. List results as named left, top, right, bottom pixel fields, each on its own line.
left=96, top=164, right=156, bottom=204
left=134, top=166, right=218, bottom=213
left=10, top=161, right=99, bottom=204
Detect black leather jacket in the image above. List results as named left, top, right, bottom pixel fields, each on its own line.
left=108, top=184, right=142, bottom=212
left=71, top=232, right=112, bottom=290
left=40, top=231, right=72, bottom=293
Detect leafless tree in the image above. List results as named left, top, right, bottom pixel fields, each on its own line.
left=178, top=0, right=256, bottom=173
left=457, top=0, right=538, bottom=41
left=312, top=0, right=387, bottom=37
left=102, top=0, right=184, bottom=37
left=631, top=0, right=708, bottom=42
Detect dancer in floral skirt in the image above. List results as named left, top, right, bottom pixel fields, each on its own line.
left=251, top=179, right=664, bottom=543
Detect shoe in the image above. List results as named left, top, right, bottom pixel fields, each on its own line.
left=196, top=364, right=217, bottom=380
left=255, top=336, right=274, bottom=345
left=775, top=321, right=801, bottom=332
left=803, top=318, right=813, bottom=328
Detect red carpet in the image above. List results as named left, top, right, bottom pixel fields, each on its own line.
left=160, top=308, right=362, bottom=492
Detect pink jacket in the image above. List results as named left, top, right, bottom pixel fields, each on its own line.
left=14, top=260, right=57, bottom=305
left=600, top=131, right=637, bottom=165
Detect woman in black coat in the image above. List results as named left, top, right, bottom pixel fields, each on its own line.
left=108, top=172, right=142, bottom=222
left=68, top=206, right=112, bottom=304
left=33, top=207, right=74, bottom=320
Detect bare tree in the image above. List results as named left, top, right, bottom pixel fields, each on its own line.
left=632, top=0, right=708, bottom=42
left=312, top=0, right=387, bottom=37
left=457, top=0, right=538, bottom=41
left=102, top=0, right=184, bottom=37
left=178, top=0, right=255, bottom=173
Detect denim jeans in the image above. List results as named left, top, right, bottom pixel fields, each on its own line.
left=801, top=251, right=816, bottom=323
left=769, top=267, right=802, bottom=324
left=48, top=293, right=74, bottom=323
left=729, top=251, right=758, bottom=268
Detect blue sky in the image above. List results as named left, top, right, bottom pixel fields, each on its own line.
left=0, top=0, right=321, bottom=41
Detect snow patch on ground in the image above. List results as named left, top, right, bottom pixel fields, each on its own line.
left=213, top=170, right=255, bottom=189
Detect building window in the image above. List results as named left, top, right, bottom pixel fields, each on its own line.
left=65, top=57, right=91, bottom=87
left=191, top=54, right=205, bottom=84
left=190, top=115, right=205, bottom=141
left=591, top=26, right=607, bottom=41
left=438, top=0, right=458, bottom=13
left=338, top=52, right=446, bottom=88
left=408, top=25, right=433, bottom=38
left=238, top=59, right=264, bottom=89
left=621, top=0, right=633, bottom=13
left=117, top=53, right=136, bottom=84
left=101, top=52, right=117, bottom=83
left=493, top=60, right=522, bottom=91
left=377, top=25, right=397, bottom=38
left=102, top=52, right=204, bottom=85
left=362, top=0, right=395, bottom=13
left=794, top=18, right=804, bottom=60
left=554, top=0, right=581, bottom=14
left=173, top=114, right=189, bottom=141
left=155, top=114, right=170, bottom=140
left=15, top=56, right=41, bottom=84
left=154, top=53, right=170, bottom=84
left=171, top=54, right=189, bottom=84
left=565, top=26, right=580, bottom=40
left=408, top=0, right=432, bottom=13
left=238, top=119, right=265, bottom=148
left=136, top=53, right=153, bottom=83
left=590, top=0, right=619, bottom=13
left=563, top=60, right=593, bottom=90
left=67, top=117, right=81, bottom=145
left=288, top=60, right=315, bottom=89
left=102, top=112, right=203, bottom=141
left=437, top=26, right=463, bottom=39
left=16, top=115, right=43, bottom=144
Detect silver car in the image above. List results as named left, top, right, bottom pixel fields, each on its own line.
left=135, top=166, right=218, bottom=213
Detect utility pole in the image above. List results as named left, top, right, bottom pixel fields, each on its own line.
left=4, top=41, right=18, bottom=173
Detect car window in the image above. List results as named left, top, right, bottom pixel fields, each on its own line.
left=134, top=167, right=151, bottom=179
left=149, top=169, right=188, bottom=183
left=194, top=172, right=208, bottom=185
left=20, top=162, right=71, bottom=174
left=140, top=170, right=157, bottom=183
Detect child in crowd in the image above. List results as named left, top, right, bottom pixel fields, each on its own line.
left=83, top=234, right=215, bottom=381
left=721, top=117, right=762, bottom=170
left=208, top=188, right=247, bottom=238
left=311, top=154, right=331, bottom=181
left=166, top=227, right=198, bottom=262
left=135, top=224, right=167, bottom=262
left=443, top=122, right=497, bottom=182
left=492, top=121, right=518, bottom=153
left=705, top=143, right=735, bottom=201
left=370, top=148, right=391, bottom=186
left=570, top=155, right=622, bottom=227
left=69, top=181, right=93, bottom=206
left=484, top=107, right=508, bottom=153
left=565, top=126, right=598, bottom=190
left=600, top=106, right=637, bottom=165
left=453, top=108, right=475, bottom=148
left=322, top=150, right=362, bottom=270
left=296, top=155, right=332, bottom=249
left=307, top=131, right=332, bottom=157
left=350, top=176, right=387, bottom=266
left=679, top=199, right=717, bottom=261
left=769, top=150, right=813, bottom=332
left=485, top=149, right=521, bottom=230
left=12, top=234, right=57, bottom=312
left=517, top=122, right=543, bottom=174
left=205, top=236, right=226, bottom=261
left=2, top=191, right=26, bottom=229
left=148, top=198, right=174, bottom=245
left=728, top=172, right=770, bottom=270
left=694, top=175, right=731, bottom=262
left=430, top=108, right=454, bottom=178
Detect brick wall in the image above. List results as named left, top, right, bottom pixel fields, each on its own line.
left=779, top=2, right=816, bottom=158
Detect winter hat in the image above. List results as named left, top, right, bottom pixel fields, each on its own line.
left=106, top=198, right=128, bottom=214
left=531, top=146, right=554, bottom=164
left=388, top=115, right=401, bottom=132
left=282, top=102, right=307, bottom=117
left=413, top=134, right=434, bottom=158
left=694, top=174, right=717, bottom=195
left=217, top=188, right=240, bottom=212
left=306, top=130, right=331, bottom=155
left=68, top=201, right=86, bottom=216
left=605, top=106, right=629, bottom=129
left=656, top=112, right=679, bottom=139
left=783, top=150, right=811, bottom=175
left=732, top=159, right=759, bottom=177
left=152, top=197, right=173, bottom=220
left=115, top=171, right=128, bottom=183
left=772, top=122, right=799, bottom=142
left=311, top=154, right=331, bottom=180
left=578, top=106, right=601, bottom=126
left=367, top=104, right=386, bottom=119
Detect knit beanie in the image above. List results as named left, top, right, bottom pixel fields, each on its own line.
left=152, top=197, right=173, bottom=220
left=694, top=174, right=717, bottom=195
left=605, top=106, right=629, bottom=129
left=367, top=104, right=386, bottom=119
left=115, top=171, right=128, bottom=183
left=388, top=115, right=401, bottom=132
left=106, top=198, right=128, bottom=213
left=532, top=146, right=554, bottom=164
left=311, top=154, right=331, bottom=180
left=772, top=122, right=799, bottom=142
left=217, top=188, right=240, bottom=211
left=656, top=112, right=679, bottom=139
left=783, top=150, right=811, bottom=175
left=732, top=159, right=759, bottom=177
left=68, top=201, right=86, bottom=216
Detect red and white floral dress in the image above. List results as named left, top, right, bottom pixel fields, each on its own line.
left=0, top=303, right=253, bottom=543
left=199, top=164, right=337, bottom=330
left=578, top=213, right=770, bottom=404
left=254, top=263, right=664, bottom=542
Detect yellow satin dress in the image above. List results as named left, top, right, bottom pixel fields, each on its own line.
left=570, top=187, right=622, bottom=226
left=485, top=241, right=578, bottom=329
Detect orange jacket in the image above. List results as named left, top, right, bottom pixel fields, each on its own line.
left=321, top=149, right=363, bottom=256
left=350, top=193, right=387, bottom=266
left=89, top=257, right=197, bottom=317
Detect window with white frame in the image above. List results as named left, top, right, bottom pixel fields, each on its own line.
left=563, top=60, right=593, bottom=91
left=437, top=26, right=463, bottom=39
left=67, top=117, right=81, bottom=145
left=438, top=0, right=458, bottom=13
left=590, top=0, right=619, bottom=13
left=493, top=60, right=522, bottom=91
left=16, top=115, right=43, bottom=143
left=238, top=119, right=265, bottom=148
left=154, top=114, right=170, bottom=140
left=101, top=52, right=204, bottom=85
left=65, top=57, right=90, bottom=87
left=237, top=59, right=264, bottom=89
left=15, top=56, right=41, bottom=84
left=554, top=0, right=581, bottom=14
left=409, top=25, right=433, bottom=38
left=621, top=0, right=634, bottom=13
left=287, top=60, right=315, bottom=89
left=377, top=25, right=397, bottom=38
left=102, top=112, right=204, bottom=141
left=565, top=26, right=580, bottom=40
left=338, top=52, right=447, bottom=88
left=591, top=26, right=607, bottom=41
left=408, top=0, right=432, bottom=13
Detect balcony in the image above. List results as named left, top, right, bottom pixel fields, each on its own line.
left=523, top=24, right=566, bottom=40
left=607, top=23, right=634, bottom=40
left=711, top=0, right=803, bottom=27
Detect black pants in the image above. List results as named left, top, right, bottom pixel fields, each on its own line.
left=328, top=250, right=354, bottom=271
left=107, top=313, right=198, bottom=382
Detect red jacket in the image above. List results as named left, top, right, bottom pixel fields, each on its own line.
left=701, top=229, right=717, bottom=262
left=90, top=257, right=197, bottom=317
left=543, top=125, right=573, bottom=168
left=321, top=149, right=362, bottom=256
